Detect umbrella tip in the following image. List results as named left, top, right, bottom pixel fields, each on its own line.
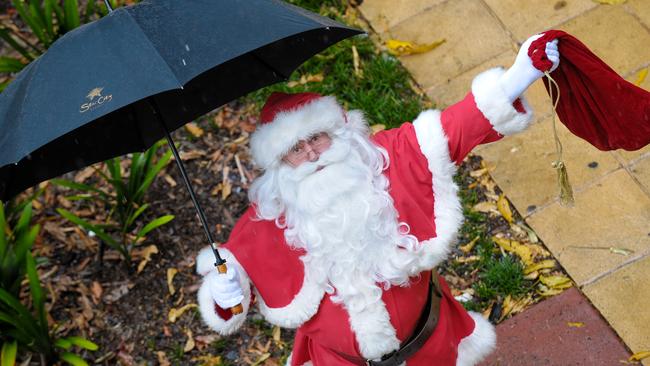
left=103, top=0, right=114, bottom=12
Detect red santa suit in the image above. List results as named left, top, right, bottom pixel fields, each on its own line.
left=196, top=68, right=534, bottom=365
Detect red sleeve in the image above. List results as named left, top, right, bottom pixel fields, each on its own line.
left=440, top=92, right=503, bottom=165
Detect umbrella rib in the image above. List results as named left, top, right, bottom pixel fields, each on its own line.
left=251, top=51, right=290, bottom=80
left=125, top=10, right=183, bottom=87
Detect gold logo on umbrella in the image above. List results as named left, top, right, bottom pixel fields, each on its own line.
left=80, top=87, right=113, bottom=113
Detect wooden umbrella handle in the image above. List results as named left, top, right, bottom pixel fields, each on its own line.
left=215, top=263, right=244, bottom=315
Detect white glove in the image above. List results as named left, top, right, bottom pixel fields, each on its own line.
left=209, top=264, right=244, bottom=310
left=500, top=33, right=560, bottom=102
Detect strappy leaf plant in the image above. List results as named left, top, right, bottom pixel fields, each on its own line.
left=0, top=200, right=98, bottom=365
left=53, top=140, right=174, bottom=262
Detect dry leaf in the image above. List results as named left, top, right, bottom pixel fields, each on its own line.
left=185, top=122, right=204, bottom=138
left=496, top=195, right=513, bottom=223
left=91, top=281, right=103, bottom=304
left=180, top=149, right=206, bottom=161
left=156, top=351, right=171, bottom=366
left=163, top=174, right=177, bottom=187
left=493, top=237, right=533, bottom=265
left=195, top=334, right=220, bottom=351
left=609, top=247, right=634, bottom=256
left=567, top=322, right=585, bottom=328
left=168, top=303, right=198, bottom=323
left=272, top=326, right=281, bottom=342
left=74, top=166, right=95, bottom=183
left=635, top=68, right=648, bottom=87
left=167, top=268, right=178, bottom=296
left=537, top=286, right=566, bottom=297
left=184, top=329, right=195, bottom=353
left=192, top=355, right=222, bottom=366
left=500, top=294, right=533, bottom=321
left=352, top=45, right=361, bottom=77
left=385, top=38, right=445, bottom=56
left=371, top=124, right=386, bottom=134
left=251, top=353, right=271, bottom=366
left=287, top=73, right=324, bottom=87
left=629, top=351, right=650, bottom=361
left=469, top=167, right=488, bottom=178
left=472, top=201, right=498, bottom=214
left=524, top=259, right=556, bottom=274
left=460, top=236, right=480, bottom=254
left=539, top=274, right=572, bottom=289
left=454, top=255, right=481, bottom=264
left=136, top=245, right=159, bottom=273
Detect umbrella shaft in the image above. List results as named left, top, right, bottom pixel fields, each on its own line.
left=157, top=115, right=224, bottom=265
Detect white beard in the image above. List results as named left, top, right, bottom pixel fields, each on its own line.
left=249, top=126, right=423, bottom=312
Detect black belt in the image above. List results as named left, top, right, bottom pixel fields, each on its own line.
left=334, top=275, right=442, bottom=366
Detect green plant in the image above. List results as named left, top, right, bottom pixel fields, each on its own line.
left=245, top=2, right=427, bottom=129
left=474, top=255, right=528, bottom=299
left=0, top=201, right=97, bottom=365
left=53, top=141, right=174, bottom=262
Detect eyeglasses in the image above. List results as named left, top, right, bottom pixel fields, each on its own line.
left=282, top=132, right=332, bottom=166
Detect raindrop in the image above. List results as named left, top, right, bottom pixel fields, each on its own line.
left=185, top=44, right=190, bottom=51
left=182, top=59, right=187, bottom=66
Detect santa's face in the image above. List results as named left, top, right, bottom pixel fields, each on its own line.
left=281, top=132, right=332, bottom=168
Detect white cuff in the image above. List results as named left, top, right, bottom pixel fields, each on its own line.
left=197, top=247, right=251, bottom=335
left=472, top=67, right=534, bottom=136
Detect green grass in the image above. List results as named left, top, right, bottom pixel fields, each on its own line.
left=244, top=1, right=427, bottom=129
left=474, top=255, right=528, bottom=299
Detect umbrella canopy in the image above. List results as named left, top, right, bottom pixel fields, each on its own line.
left=0, top=0, right=362, bottom=201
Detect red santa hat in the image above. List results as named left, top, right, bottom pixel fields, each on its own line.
left=250, top=92, right=347, bottom=169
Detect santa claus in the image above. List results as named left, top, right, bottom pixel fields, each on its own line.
left=195, top=34, right=559, bottom=365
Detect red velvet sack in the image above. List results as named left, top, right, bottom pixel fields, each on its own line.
left=529, top=30, right=650, bottom=151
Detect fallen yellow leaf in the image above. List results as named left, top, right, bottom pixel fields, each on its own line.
left=185, top=122, right=204, bottom=138
left=272, top=325, right=281, bottom=342
left=352, top=45, right=362, bottom=77
left=156, top=351, right=171, bottom=366
left=460, top=236, right=480, bottom=254
left=537, top=287, right=565, bottom=297
left=500, top=294, right=533, bottom=321
left=567, top=322, right=585, bottom=328
left=371, top=124, right=386, bottom=134
left=469, top=167, right=489, bottom=178
left=385, top=38, right=445, bottom=56
left=629, top=351, right=650, bottom=361
left=136, top=245, right=159, bottom=273
left=287, top=73, right=324, bottom=87
left=635, top=68, right=648, bottom=86
left=497, top=194, right=513, bottom=223
left=472, top=201, right=498, bottom=214
left=539, top=274, right=572, bottom=289
left=192, top=355, right=222, bottom=366
left=184, top=329, right=195, bottom=353
left=167, top=268, right=178, bottom=296
left=524, top=259, right=556, bottom=274
left=493, top=237, right=533, bottom=265
left=168, top=303, right=198, bottom=323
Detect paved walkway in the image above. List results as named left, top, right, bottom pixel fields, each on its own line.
left=358, top=0, right=649, bottom=363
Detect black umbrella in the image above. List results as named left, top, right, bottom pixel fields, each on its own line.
left=0, top=0, right=361, bottom=312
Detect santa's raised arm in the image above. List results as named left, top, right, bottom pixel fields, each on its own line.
left=195, top=34, right=559, bottom=366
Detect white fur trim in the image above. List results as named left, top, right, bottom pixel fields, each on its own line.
left=256, top=269, right=325, bottom=329
left=250, top=96, right=346, bottom=169
left=412, top=110, right=464, bottom=271
left=471, top=67, right=534, bottom=136
left=197, top=247, right=251, bottom=335
left=456, top=312, right=496, bottom=366
left=344, top=288, right=401, bottom=360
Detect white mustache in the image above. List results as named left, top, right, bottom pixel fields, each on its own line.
left=286, top=139, right=351, bottom=182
